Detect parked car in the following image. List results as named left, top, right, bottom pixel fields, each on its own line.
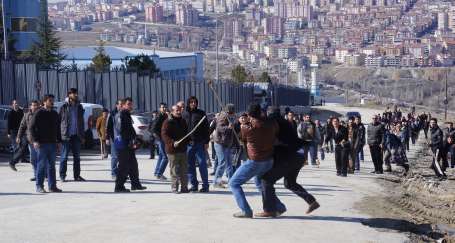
left=132, top=115, right=151, bottom=147
left=0, top=105, right=12, bottom=152
left=54, top=102, right=104, bottom=149
left=343, top=111, right=361, bottom=121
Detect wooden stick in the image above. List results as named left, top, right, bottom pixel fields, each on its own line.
left=174, top=115, right=207, bottom=146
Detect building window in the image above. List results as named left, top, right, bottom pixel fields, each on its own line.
left=11, top=18, right=38, bottom=32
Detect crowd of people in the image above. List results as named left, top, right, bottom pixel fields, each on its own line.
left=5, top=88, right=454, bottom=218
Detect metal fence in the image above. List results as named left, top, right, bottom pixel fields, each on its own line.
left=0, top=60, right=310, bottom=112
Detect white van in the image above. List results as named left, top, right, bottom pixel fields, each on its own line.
left=53, top=102, right=104, bottom=147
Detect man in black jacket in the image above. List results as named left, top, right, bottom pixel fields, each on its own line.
left=30, top=94, right=62, bottom=193
left=9, top=100, right=40, bottom=173
left=59, top=88, right=85, bottom=182
left=152, top=103, right=169, bottom=180
left=106, top=99, right=122, bottom=179
left=354, top=116, right=366, bottom=171
left=182, top=96, right=210, bottom=193
left=445, top=122, right=455, bottom=168
left=256, top=107, right=320, bottom=218
left=7, top=100, right=24, bottom=154
left=428, top=118, right=447, bottom=178
left=114, top=97, right=147, bottom=192
left=367, top=115, right=385, bottom=174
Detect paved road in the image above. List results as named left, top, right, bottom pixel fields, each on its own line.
left=0, top=106, right=410, bottom=243
left=0, top=155, right=409, bottom=242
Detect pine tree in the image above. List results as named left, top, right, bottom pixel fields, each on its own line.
left=29, top=0, right=65, bottom=68
left=125, top=54, right=159, bottom=75
left=90, top=41, right=111, bottom=73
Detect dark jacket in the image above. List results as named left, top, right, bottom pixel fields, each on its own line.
left=59, top=101, right=84, bottom=141
left=17, top=111, right=36, bottom=144
left=7, top=108, right=24, bottom=135
left=152, top=112, right=168, bottom=140
left=384, top=130, right=401, bottom=150
left=240, top=117, right=279, bottom=161
left=367, top=122, right=385, bottom=146
left=270, top=114, right=304, bottom=158
left=325, top=125, right=349, bottom=148
left=107, top=108, right=118, bottom=141
left=182, top=99, right=210, bottom=144
left=444, top=127, right=455, bottom=141
left=317, top=124, right=326, bottom=146
left=430, top=126, right=444, bottom=149
left=161, top=115, right=189, bottom=154
left=356, top=123, right=366, bottom=148
left=115, top=109, right=136, bottom=143
left=30, top=108, right=61, bottom=144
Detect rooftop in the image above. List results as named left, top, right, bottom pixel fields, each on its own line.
left=61, top=46, right=198, bottom=60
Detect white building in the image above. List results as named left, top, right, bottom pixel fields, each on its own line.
left=365, top=56, right=383, bottom=68
left=61, top=46, right=204, bottom=81
left=287, top=58, right=303, bottom=72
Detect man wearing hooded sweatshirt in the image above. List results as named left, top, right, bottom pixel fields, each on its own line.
left=59, top=88, right=86, bottom=182
left=182, top=96, right=210, bottom=193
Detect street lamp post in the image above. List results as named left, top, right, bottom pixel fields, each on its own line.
left=444, top=68, right=449, bottom=121
left=215, top=14, right=219, bottom=83
left=1, top=0, right=9, bottom=60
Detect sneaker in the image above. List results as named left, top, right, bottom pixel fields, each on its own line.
left=30, top=177, right=36, bottom=181
left=49, top=187, right=63, bottom=193
left=114, top=188, right=130, bottom=193
left=180, top=188, right=190, bottom=193
left=199, top=188, right=209, bottom=193
left=189, top=187, right=198, bottom=193
left=131, top=185, right=147, bottom=191
left=306, top=201, right=320, bottom=214
left=159, top=175, right=167, bottom=181
left=74, top=176, right=86, bottom=182
left=254, top=211, right=278, bottom=218
left=9, top=163, right=17, bottom=172
left=233, top=211, right=253, bottom=218
left=213, top=183, right=226, bottom=189
left=172, top=189, right=180, bottom=194
left=36, top=187, right=47, bottom=193
left=277, top=208, right=287, bottom=216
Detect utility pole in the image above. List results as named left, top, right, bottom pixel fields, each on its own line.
left=215, top=14, right=219, bottom=83
left=2, top=0, right=8, bottom=60
left=444, top=69, right=449, bottom=121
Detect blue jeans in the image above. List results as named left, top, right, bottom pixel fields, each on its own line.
left=29, top=144, right=38, bottom=176
left=228, top=159, right=274, bottom=215
left=110, top=139, right=118, bottom=176
left=358, top=147, right=365, bottom=161
left=59, top=135, right=81, bottom=179
left=36, top=143, right=57, bottom=189
left=213, top=143, right=234, bottom=184
left=304, top=143, right=318, bottom=165
left=187, top=142, right=209, bottom=190
left=319, top=145, right=325, bottom=161
left=154, top=140, right=168, bottom=176
left=10, top=132, right=18, bottom=153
